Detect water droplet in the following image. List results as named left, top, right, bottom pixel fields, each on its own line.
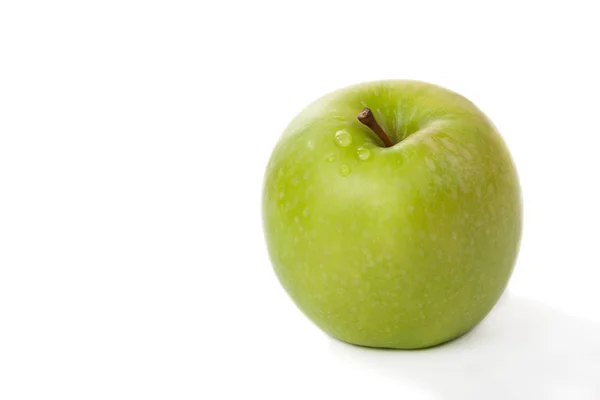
left=294, top=216, right=300, bottom=223
left=334, top=130, right=352, bottom=147
left=302, top=207, right=309, bottom=218
left=339, top=164, right=351, bottom=177
left=307, top=140, right=315, bottom=150
left=357, top=147, right=371, bottom=160
left=325, top=153, right=336, bottom=162
left=279, top=191, right=285, bottom=199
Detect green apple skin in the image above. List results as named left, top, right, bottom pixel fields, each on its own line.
left=262, top=80, right=521, bottom=349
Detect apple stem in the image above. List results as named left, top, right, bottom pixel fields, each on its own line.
left=357, top=108, right=394, bottom=148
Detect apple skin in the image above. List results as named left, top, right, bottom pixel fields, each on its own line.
left=262, top=80, right=521, bottom=349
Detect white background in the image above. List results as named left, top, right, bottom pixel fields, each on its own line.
left=1, top=1, right=599, bottom=399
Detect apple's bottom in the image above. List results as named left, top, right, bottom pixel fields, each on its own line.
left=326, top=324, right=478, bottom=350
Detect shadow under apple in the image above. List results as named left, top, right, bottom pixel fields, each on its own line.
left=329, top=295, right=600, bottom=400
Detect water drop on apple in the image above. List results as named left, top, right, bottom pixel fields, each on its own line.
left=339, top=164, right=351, bottom=177
left=334, top=130, right=352, bottom=147
left=357, top=147, right=371, bottom=160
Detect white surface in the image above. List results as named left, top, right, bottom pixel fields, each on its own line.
left=1, top=1, right=599, bottom=399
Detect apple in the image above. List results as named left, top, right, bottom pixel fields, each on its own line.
left=262, top=80, right=522, bottom=349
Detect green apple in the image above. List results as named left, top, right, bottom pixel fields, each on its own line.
left=262, top=80, right=521, bottom=349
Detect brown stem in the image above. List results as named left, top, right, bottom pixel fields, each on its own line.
left=357, top=108, right=393, bottom=148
